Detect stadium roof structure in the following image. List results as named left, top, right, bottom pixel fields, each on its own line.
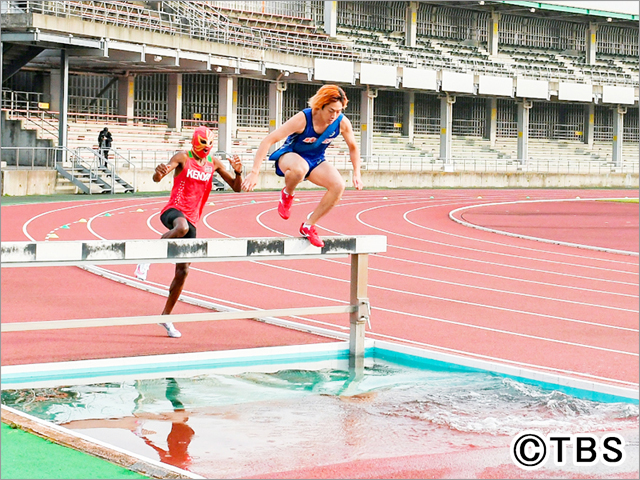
left=440, top=1, right=639, bottom=26
left=498, top=1, right=639, bottom=20
left=1, top=1, right=637, bottom=78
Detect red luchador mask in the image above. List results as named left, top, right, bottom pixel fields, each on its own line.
left=191, top=126, right=215, bottom=159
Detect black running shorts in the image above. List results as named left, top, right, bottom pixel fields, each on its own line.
left=160, top=208, right=197, bottom=238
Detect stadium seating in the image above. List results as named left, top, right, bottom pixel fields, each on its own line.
left=2, top=0, right=637, bottom=180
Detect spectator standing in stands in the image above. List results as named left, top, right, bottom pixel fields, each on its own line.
left=140, top=126, right=243, bottom=338
left=241, top=84, right=363, bottom=247
left=98, top=127, right=112, bottom=167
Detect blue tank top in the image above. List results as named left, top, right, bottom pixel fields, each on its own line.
left=269, top=108, right=343, bottom=163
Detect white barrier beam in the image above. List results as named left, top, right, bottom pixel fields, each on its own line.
left=1, top=236, right=387, bottom=267
left=2, top=236, right=387, bottom=360
left=1, top=305, right=355, bottom=332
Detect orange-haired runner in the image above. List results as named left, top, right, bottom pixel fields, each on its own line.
left=148, top=126, right=243, bottom=338
left=242, top=85, right=363, bottom=247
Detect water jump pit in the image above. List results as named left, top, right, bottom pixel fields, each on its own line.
left=2, top=341, right=638, bottom=479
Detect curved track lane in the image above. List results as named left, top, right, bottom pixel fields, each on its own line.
left=2, top=189, right=638, bottom=389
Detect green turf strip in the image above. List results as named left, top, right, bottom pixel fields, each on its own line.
left=603, top=198, right=639, bottom=203
left=1, top=422, right=148, bottom=479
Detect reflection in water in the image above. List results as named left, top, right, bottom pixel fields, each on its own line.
left=135, top=378, right=195, bottom=469
left=2, top=363, right=638, bottom=477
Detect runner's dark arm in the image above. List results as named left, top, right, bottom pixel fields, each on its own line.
left=153, top=152, right=186, bottom=182
left=215, top=155, right=243, bottom=192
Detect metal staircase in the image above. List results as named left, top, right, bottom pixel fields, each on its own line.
left=55, top=148, right=135, bottom=194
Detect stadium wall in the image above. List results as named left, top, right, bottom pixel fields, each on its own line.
left=2, top=168, right=637, bottom=196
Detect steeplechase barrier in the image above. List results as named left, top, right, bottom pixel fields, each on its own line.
left=1, top=236, right=387, bottom=366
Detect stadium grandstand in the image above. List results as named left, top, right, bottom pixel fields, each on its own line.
left=1, top=0, right=638, bottom=194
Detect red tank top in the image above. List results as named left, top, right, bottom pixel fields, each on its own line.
left=161, top=151, right=214, bottom=226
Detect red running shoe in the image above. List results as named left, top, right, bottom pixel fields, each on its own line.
left=300, top=223, right=324, bottom=247
left=278, top=188, right=294, bottom=220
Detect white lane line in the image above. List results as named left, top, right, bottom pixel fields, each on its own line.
left=77, top=190, right=636, bottom=387
left=200, top=197, right=637, bottom=319
left=146, top=211, right=163, bottom=235
left=248, top=259, right=639, bottom=333
left=353, top=203, right=639, bottom=275
left=372, top=305, right=637, bottom=357
left=93, top=265, right=639, bottom=389
left=400, top=199, right=640, bottom=260
left=21, top=198, right=141, bottom=241
left=319, top=258, right=638, bottom=314
left=360, top=330, right=639, bottom=388
left=86, top=200, right=166, bottom=240
left=389, top=244, right=638, bottom=287
left=446, top=198, right=639, bottom=257
left=366, top=252, right=638, bottom=298
left=183, top=267, right=637, bottom=356
left=201, top=199, right=275, bottom=234
left=103, top=269, right=351, bottom=333
left=316, top=203, right=639, bottom=286
left=202, top=192, right=634, bottom=270
left=355, top=195, right=638, bottom=266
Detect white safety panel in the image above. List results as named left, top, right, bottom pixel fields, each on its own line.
left=401, top=67, right=437, bottom=90
left=314, top=59, right=354, bottom=84
left=359, top=63, right=397, bottom=87
left=602, top=85, right=635, bottom=105
left=441, top=70, right=475, bottom=94
left=558, top=82, right=593, bottom=102
left=125, top=240, right=168, bottom=260
left=35, top=242, right=83, bottom=262
left=516, top=77, right=549, bottom=100
left=478, top=75, right=513, bottom=97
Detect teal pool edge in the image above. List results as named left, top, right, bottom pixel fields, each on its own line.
left=373, top=347, right=639, bottom=405
left=2, top=341, right=637, bottom=405
left=1, top=349, right=352, bottom=385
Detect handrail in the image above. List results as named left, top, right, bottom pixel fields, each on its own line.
left=110, top=147, right=137, bottom=192
left=75, top=146, right=109, bottom=192
left=2, top=146, right=637, bottom=175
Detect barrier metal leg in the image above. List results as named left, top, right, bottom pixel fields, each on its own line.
left=349, top=253, right=370, bottom=370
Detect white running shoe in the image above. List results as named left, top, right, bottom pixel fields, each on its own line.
left=159, top=322, right=182, bottom=338
left=135, top=263, right=150, bottom=281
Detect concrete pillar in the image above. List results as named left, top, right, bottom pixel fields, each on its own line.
left=583, top=103, right=594, bottom=148
left=439, top=94, right=454, bottom=166
left=484, top=97, right=497, bottom=146
left=586, top=23, right=597, bottom=66
left=612, top=105, right=625, bottom=168
left=268, top=81, right=286, bottom=154
left=41, top=73, right=51, bottom=106
left=218, top=75, right=234, bottom=154
left=323, top=1, right=337, bottom=37
left=487, top=12, right=500, bottom=57
left=117, top=75, right=135, bottom=124
left=405, top=1, right=418, bottom=48
left=231, top=76, right=238, bottom=139
left=360, top=87, right=376, bottom=160
left=57, top=50, right=69, bottom=154
left=49, top=71, right=61, bottom=113
left=167, top=73, right=182, bottom=131
left=402, top=91, right=415, bottom=143
left=517, top=99, right=532, bottom=163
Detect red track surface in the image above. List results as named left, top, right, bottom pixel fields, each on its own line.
left=2, top=189, right=638, bottom=384
left=2, top=188, right=638, bottom=478
left=458, top=199, right=639, bottom=252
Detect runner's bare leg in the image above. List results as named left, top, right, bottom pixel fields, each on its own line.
left=305, top=162, right=345, bottom=225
